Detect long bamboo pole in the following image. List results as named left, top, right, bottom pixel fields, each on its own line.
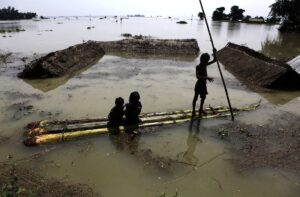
left=198, top=0, right=235, bottom=121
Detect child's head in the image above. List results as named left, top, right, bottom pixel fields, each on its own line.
left=200, top=53, right=210, bottom=64
left=129, top=91, right=140, bottom=103
left=115, top=97, right=124, bottom=107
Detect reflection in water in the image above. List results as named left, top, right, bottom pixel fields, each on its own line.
left=109, top=133, right=140, bottom=154
left=226, top=22, right=242, bottom=38
left=0, top=22, right=22, bottom=31
left=261, top=32, right=300, bottom=60
left=23, top=77, right=71, bottom=92
left=257, top=89, right=300, bottom=105
left=211, top=21, right=223, bottom=36
left=22, top=59, right=102, bottom=92
left=182, top=119, right=203, bottom=165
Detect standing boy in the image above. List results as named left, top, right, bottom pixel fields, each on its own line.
left=192, top=49, right=217, bottom=117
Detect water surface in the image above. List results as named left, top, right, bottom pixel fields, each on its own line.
left=0, top=17, right=300, bottom=196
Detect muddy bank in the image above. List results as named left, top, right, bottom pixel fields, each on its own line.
left=217, top=42, right=300, bottom=89
left=18, top=41, right=105, bottom=79
left=0, top=163, right=99, bottom=196
left=213, top=113, right=300, bottom=173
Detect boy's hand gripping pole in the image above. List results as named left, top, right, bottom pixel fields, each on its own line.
left=198, top=0, right=234, bottom=121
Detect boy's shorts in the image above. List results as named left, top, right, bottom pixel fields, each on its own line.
left=194, top=81, right=208, bottom=98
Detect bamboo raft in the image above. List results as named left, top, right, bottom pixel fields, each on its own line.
left=23, top=102, right=260, bottom=146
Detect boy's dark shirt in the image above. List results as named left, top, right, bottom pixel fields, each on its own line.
left=108, top=106, right=124, bottom=126
left=194, top=63, right=208, bottom=96
left=124, top=101, right=142, bottom=124
left=196, top=63, right=208, bottom=84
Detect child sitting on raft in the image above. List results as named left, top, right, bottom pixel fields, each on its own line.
left=107, top=97, right=125, bottom=134
left=124, top=91, right=142, bottom=134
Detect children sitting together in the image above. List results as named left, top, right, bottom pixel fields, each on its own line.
left=108, top=49, right=216, bottom=135
left=107, top=91, right=142, bottom=135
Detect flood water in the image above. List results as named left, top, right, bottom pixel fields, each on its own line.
left=1, top=17, right=300, bottom=196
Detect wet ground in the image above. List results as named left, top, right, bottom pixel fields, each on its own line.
left=1, top=17, right=300, bottom=196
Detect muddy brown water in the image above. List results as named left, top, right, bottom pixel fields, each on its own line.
left=1, top=17, right=300, bottom=196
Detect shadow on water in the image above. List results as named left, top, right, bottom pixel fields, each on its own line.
left=261, top=32, right=300, bottom=60
left=21, top=58, right=103, bottom=92
left=182, top=119, right=202, bottom=165
left=255, top=89, right=300, bottom=105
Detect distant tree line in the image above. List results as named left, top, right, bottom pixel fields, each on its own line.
left=205, top=1, right=299, bottom=32
left=211, top=6, right=245, bottom=21
left=0, top=6, right=37, bottom=20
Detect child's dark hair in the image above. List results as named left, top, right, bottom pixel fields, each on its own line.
left=200, top=53, right=210, bottom=63
left=129, top=91, right=140, bottom=103
left=115, top=97, right=124, bottom=106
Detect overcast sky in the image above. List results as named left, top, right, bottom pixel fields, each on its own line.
left=1, top=0, right=275, bottom=17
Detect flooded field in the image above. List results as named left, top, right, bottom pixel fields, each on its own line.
left=1, top=17, right=300, bottom=196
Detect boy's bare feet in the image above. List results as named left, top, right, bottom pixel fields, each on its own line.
left=199, top=109, right=207, bottom=116
left=192, top=111, right=196, bottom=118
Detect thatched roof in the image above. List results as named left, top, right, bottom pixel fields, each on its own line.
left=18, top=41, right=105, bottom=79
left=97, top=38, right=200, bottom=56
left=217, top=42, right=300, bottom=89
left=288, top=55, right=300, bottom=74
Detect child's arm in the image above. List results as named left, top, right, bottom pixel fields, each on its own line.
left=196, top=68, right=214, bottom=82
left=207, top=48, right=217, bottom=66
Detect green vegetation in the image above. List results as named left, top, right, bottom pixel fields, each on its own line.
left=212, top=7, right=227, bottom=20
left=0, top=52, right=12, bottom=64
left=121, top=33, right=132, bottom=37
left=0, top=29, right=25, bottom=34
left=198, top=12, right=204, bottom=20
left=211, top=5, right=279, bottom=25
left=212, top=6, right=244, bottom=21
left=0, top=6, right=36, bottom=20
left=269, top=0, right=300, bottom=32
left=230, top=6, right=245, bottom=21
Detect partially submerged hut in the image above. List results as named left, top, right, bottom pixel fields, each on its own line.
left=19, top=39, right=200, bottom=79
left=18, top=41, right=105, bottom=79
left=217, top=42, right=300, bottom=89
left=97, top=39, right=199, bottom=56
left=288, top=55, right=300, bottom=74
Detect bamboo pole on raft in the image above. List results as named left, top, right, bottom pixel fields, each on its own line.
left=23, top=113, right=235, bottom=146
left=23, top=102, right=261, bottom=146
left=198, top=0, right=235, bottom=121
